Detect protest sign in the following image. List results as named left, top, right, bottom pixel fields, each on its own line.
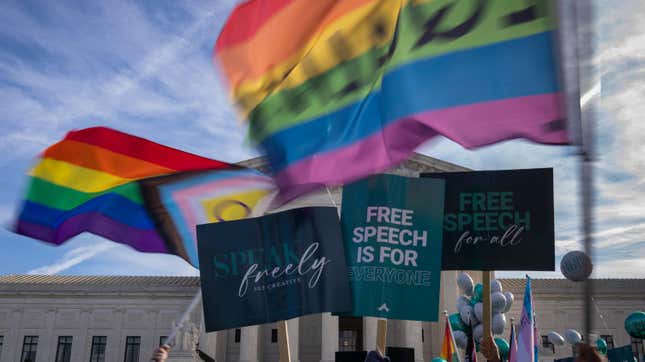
left=197, top=207, right=351, bottom=332
left=422, top=169, right=555, bottom=271
left=341, top=174, right=445, bottom=321
left=607, top=345, right=636, bottom=362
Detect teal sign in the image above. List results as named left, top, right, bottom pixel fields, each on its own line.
left=341, top=174, right=445, bottom=321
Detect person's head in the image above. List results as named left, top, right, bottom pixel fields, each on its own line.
left=575, top=343, right=603, bottom=362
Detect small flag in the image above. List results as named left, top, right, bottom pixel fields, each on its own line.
left=516, top=276, right=535, bottom=362
left=441, top=314, right=461, bottom=362
left=532, top=292, right=539, bottom=361
left=508, top=320, right=518, bottom=362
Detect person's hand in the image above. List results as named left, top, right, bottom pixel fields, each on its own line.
left=480, top=334, right=501, bottom=362
left=151, top=344, right=171, bottom=361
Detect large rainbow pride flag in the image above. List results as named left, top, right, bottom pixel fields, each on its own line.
left=214, top=0, right=568, bottom=200
left=14, top=127, right=273, bottom=266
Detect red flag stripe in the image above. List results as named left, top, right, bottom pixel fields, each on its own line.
left=64, top=127, right=232, bottom=171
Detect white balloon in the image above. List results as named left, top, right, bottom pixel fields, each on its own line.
left=491, top=292, right=507, bottom=314
left=561, top=251, right=593, bottom=282
left=502, top=291, right=514, bottom=313
left=548, top=331, right=565, bottom=346
left=473, top=324, right=484, bottom=343
left=492, top=313, right=506, bottom=335
left=565, top=329, right=582, bottom=345
left=460, top=304, right=476, bottom=326
left=491, top=279, right=503, bottom=293
left=454, top=330, right=468, bottom=350
left=474, top=302, right=483, bottom=322
left=456, top=296, right=471, bottom=312
left=458, top=273, right=475, bottom=296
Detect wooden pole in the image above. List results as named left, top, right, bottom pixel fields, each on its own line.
left=278, top=320, right=291, bottom=362
left=376, top=319, right=388, bottom=357
left=482, top=271, right=492, bottom=338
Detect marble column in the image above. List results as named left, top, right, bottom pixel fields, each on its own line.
left=404, top=321, right=424, bottom=362
left=363, top=317, right=378, bottom=352
left=40, top=309, right=56, bottom=360
left=287, top=318, right=300, bottom=362
left=111, top=309, right=125, bottom=362
left=239, top=326, right=260, bottom=362
left=3, top=308, right=22, bottom=362
left=77, top=310, right=91, bottom=361
left=198, top=316, right=218, bottom=361
left=320, top=313, right=338, bottom=362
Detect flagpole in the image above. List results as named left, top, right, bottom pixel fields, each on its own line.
left=482, top=271, right=492, bottom=338
left=574, top=0, right=597, bottom=343
left=164, top=290, right=202, bottom=344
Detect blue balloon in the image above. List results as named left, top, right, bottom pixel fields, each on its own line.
left=432, top=358, right=447, bottom=362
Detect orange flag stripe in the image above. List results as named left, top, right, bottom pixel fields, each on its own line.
left=216, top=0, right=375, bottom=87
left=42, top=139, right=175, bottom=178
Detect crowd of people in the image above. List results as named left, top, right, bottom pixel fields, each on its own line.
left=148, top=337, right=606, bottom=362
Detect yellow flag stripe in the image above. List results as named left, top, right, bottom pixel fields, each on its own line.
left=232, top=0, right=401, bottom=114
left=30, top=158, right=134, bottom=193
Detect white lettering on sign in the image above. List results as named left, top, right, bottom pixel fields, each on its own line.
left=238, top=242, right=331, bottom=297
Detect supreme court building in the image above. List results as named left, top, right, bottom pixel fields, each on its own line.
left=0, top=154, right=643, bottom=362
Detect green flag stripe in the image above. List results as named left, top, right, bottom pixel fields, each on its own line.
left=25, top=177, right=143, bottom=211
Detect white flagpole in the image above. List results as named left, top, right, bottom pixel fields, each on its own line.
left=161, top=290, right=202, bottom=347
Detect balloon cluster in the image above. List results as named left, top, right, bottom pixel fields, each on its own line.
left=449, top=273, right=514, bottom=351
left=549, top=329, right=609, bottom=356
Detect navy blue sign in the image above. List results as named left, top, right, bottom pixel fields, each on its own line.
left=197, top=207, right=351, bottom=332
left=422, top=168, right=555, bottom=271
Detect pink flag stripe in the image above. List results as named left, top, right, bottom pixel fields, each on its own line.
left=172, top=179, right=274, bottom=241
left=172, top=176, right=272, bottom=200
left=276, top=93, right=565, bottom=201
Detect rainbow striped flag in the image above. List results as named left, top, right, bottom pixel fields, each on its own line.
left=13, top=127, right=235, bottom=265
left=215, top=0, right=567, bottom=200
left=441, top=315, right=462, bottom=362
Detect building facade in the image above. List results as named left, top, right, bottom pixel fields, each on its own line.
left=503, top=278, right=645, bottom=361
left=1, top=275, right=644, bottom=362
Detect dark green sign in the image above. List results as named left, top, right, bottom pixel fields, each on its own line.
left=607, top=345, right=636, bottom=362
left=341, top=174, right=445, bottom=321
left=197, top=207, right=351, bottom=331
left=422, top=169, right=555, bottom=271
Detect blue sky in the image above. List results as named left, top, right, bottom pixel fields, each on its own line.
left=0, top=0, right=643, bottom=278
